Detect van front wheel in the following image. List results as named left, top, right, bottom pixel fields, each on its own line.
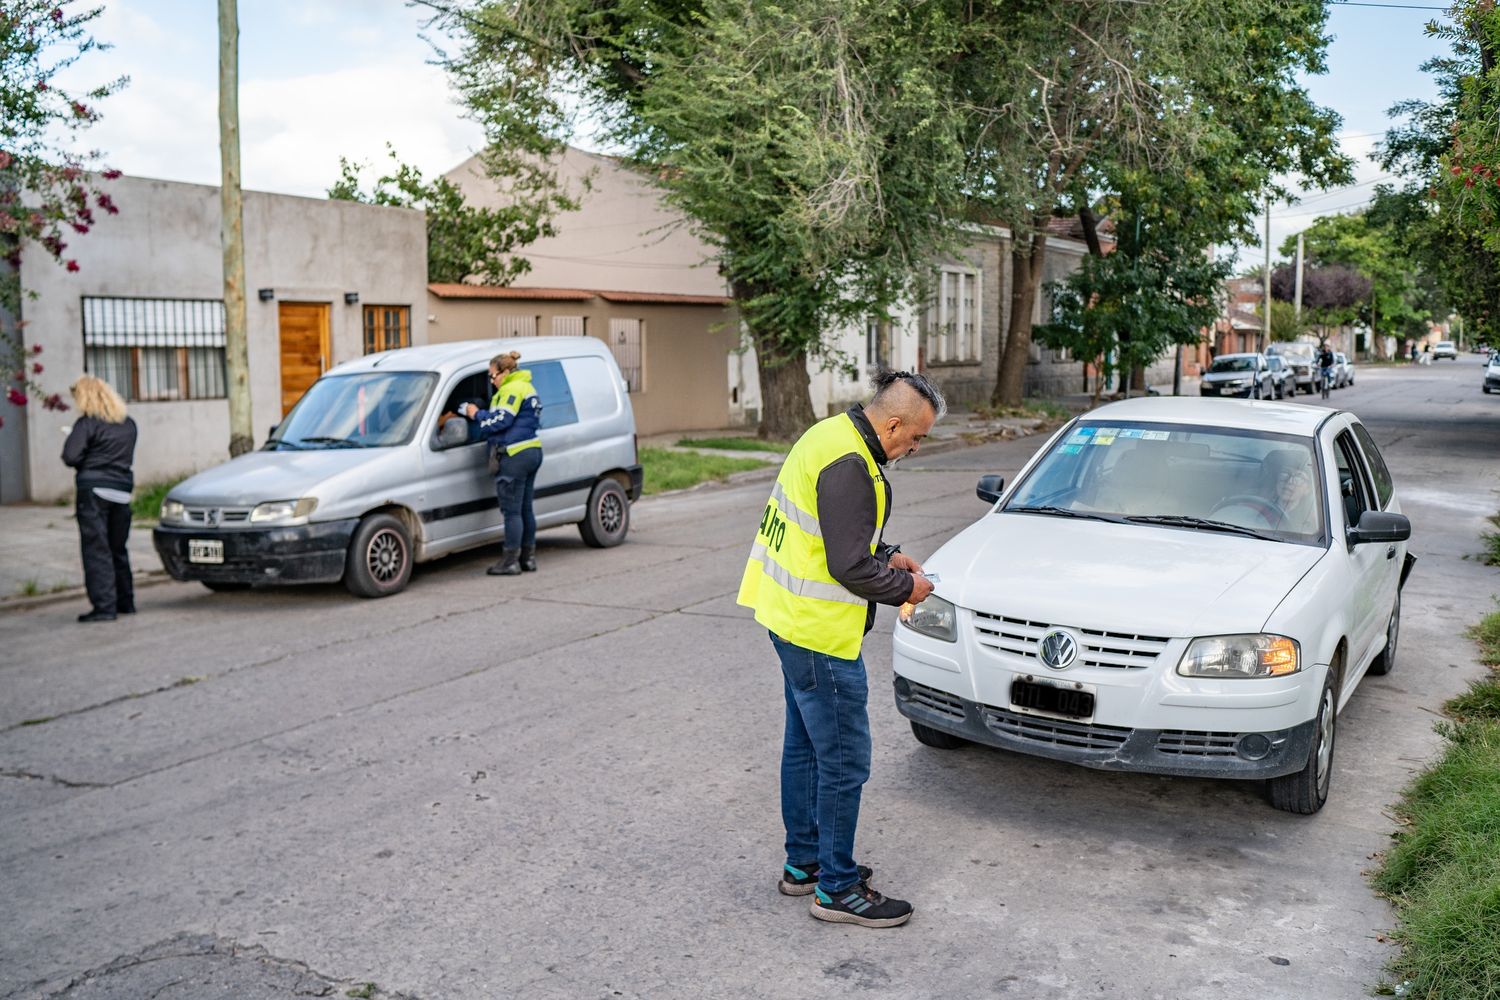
left=579, top=478, right=630, bottom=548
left=344, top=513, right=412, bottom=598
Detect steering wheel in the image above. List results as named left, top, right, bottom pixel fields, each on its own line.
left=1210, top=494, right=1286, bottom=527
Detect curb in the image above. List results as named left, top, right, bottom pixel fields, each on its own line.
left=0, top=570, right=174, bottom=614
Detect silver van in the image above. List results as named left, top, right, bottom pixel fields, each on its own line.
left=153, top=337, right=642, bottom=597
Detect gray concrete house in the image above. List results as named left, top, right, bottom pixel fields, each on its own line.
left=0, top=173, right=427, bottom=502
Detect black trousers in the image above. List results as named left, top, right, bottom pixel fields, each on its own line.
left=77, top=488, right=134, bottom=614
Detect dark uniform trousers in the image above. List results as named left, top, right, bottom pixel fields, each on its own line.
left=76, top=488, right=134, bottom=613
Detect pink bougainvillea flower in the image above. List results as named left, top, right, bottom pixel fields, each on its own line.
left=31, top=343, right=43, bottom=354
left=51, top=8, right=64, bottom=22
left=1451, top=165, right=1464, bottom=175
left=102, top=169, right=122, bottom=180
left=43, top=394, right=68, bottom=412
left=65, top=259, right=79, bottom=272
left=32, top=363, right=43, bottom=375
left=0, top=150, right=11, bottom=169
left=7, top=388, right=28, bottom=406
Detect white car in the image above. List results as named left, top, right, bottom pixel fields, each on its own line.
left=1432, top=340, right=1458, bottom=360
left=893, top=397, right=1413, bottom=814
left=1484, top=353, right=1500, bottom=394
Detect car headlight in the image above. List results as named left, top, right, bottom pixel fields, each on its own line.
left=249, top=498, right=318, bottom=525
left=900, top=594, right=958, bottom=642
left=1178, top=634, right=1300, bottom=678
left=160, top=499, right=186, bottom=524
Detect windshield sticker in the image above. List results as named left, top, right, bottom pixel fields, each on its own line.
left=1141, top=430, right=1171, bottom=441
left=1118, top=428, right=1145, bottom=439
left=1066, top=433, right=1092, bottom=445
left=1072, top=426, right=1095, bottom=436
left=1060, top=443, right=1084, bottom=455
left=1090, top=434, right=1116, bottom=446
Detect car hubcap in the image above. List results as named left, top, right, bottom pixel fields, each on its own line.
left=600, top=492, right=624, bottom=535
left=1315, top=688, right=1336, bottom=796
left=368, top=528, right=406, bottom=584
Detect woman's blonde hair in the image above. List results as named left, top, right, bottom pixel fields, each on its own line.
left=70, top=375, right=128, bottom=423
left=490, top=350, right=522, bottom=374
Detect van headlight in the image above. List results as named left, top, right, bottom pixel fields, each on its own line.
left=1178, top=634, right=1300, bottom=678
left=900, top=595, right=958, bottom=642
left=249, top=498, right=318, bottom=525
left=160, top=499, right=187, bottom=524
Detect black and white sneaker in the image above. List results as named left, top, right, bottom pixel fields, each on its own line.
left=810, top=880, right=913, bottom=927
left=778, top=862, right=873, bottom=897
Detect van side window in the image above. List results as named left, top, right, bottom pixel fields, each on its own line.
left=529, top=360, right=578, bottom=428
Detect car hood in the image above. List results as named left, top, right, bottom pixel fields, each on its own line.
left=167, top=448, right=390, bottom=507
left=927, top=513, right=1325, bottom=637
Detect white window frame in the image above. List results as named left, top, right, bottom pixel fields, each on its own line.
left=551, top=315, right=586, bottom=337
left=608, top=317, right=645, bottom=392
left=497, top=314, right=539, bottom=337
left=926, top=267, right=981, bottom=363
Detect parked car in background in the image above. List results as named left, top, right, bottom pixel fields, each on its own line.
left=1268, top=345, right=1317, bottom=395
left=1264, top=356, right=1293, bottom=399
left=1200, top=353, right=1273, bottom=399
left=154, top=337, right=643, bottom=598
left=1336, top=353, right=1355, bottom=388
left=1484, top=352, right=1500, bottom=394
left=1432, top=340, right=1458, bottom=360
left=892, top=397, right=1413, bottom=814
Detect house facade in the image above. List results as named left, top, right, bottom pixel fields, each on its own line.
left=0, top=174, right=426, bottom=502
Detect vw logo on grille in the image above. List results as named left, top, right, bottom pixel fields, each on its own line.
left=1039, top=629, right=1078, bottom=670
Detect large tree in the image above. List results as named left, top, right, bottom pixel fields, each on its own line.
left=1, top=1, right=125, bottom=423
left=429, top=0, right=967, bottom=439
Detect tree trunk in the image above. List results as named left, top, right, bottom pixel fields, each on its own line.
left=992, top=221, right=1049, bottom=408
left=734, top=280, right=817, bottom=440
left=219, top=0, right=253, bottom=458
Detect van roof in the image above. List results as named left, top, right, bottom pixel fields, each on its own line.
left=329, top=337, right=613, bottom=378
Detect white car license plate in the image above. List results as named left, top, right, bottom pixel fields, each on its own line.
left=188, top=539, right=224, bottom=564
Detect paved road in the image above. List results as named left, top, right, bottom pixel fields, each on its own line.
left=2, top=357, right=1496, bottom=999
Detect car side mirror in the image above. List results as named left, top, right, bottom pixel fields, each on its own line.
left=1348, top=510, right=1411, bottom=545
left=977, top=474, right=1005, bottom=504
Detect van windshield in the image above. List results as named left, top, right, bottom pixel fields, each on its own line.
left=268, top=372, right=436, bottom=449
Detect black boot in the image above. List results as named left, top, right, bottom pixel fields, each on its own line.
left=487, top=548, right=523, bottom=576
left=520, top=546, right=537, bottom=572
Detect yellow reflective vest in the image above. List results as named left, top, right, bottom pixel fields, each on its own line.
left=736, top=412, right=887, bottom=659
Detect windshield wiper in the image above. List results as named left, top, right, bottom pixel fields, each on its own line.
left=1124, top=515, right=1275, bottom=540
left=1006, top=505, right=1125, bottom=524
left=264, top=439, right=303, bottom=451
left=297, top=436, right=366, bottom=449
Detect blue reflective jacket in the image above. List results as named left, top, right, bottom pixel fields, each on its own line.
left=473, top=369, right=542, bottom=455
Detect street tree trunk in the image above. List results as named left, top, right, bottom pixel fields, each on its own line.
left=992, top=218, right=1050, bottom=408
left=219, top=0, right=253, bottom=458
left=734, top=280, right=817, bottom=440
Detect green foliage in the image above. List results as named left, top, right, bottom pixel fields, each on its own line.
left=639, top=446, right=768, bottom=495
left=328, top=145, right=574, bottom=285
left=1482, top=514, right=1500, bottom=568
left=1, top=1, right=125, bottom=424
left=1263, top=299, right=1313, bottom=343
left=675, top=437, right=792, bottom=453
left=131, top=478, right=182, bottom=523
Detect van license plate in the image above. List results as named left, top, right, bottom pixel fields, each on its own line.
left=1011, top=679, right=1094, bottom=720
left=188, top=539, right=224, bottom=564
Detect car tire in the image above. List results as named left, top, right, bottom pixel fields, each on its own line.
left=202, top=580, right=250, bottom=592
left=1268, top=665, right=1338, bottom=814
left=343, top=512, right=412, bottom=598
left=578, top=477, right=630, bottom=548
left=1367, top=591, right=1401, bottom=677
left=911, top=720, right=968, bottom=750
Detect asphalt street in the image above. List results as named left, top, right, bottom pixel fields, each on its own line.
left=2, top=355, right=1496, bottom=1000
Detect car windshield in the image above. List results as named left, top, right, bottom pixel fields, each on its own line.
left=1004, top=421, right=1325, bottom=545
left=1209, top=357, right=1256, bottom=373
left=268, top=372, right=436, bottom=449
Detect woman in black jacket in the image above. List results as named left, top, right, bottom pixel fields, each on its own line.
left=62, top=375, right=138, bottom=623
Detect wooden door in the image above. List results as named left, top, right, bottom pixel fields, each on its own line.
left=278, top=302, right=330, bottom=415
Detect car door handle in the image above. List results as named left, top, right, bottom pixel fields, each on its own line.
left=1386, top=545, right=1397, bottom=560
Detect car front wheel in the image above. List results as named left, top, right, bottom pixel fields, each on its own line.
left=1268, top=667, right=1338, bottom=814
left=344, top=512, right=413, bottom=598
left=1368, top=592, right=1400, bottom=676
left=911, top=720, right=968, bottom=749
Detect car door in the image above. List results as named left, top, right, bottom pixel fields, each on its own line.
left=1330, top=425, right=1386, bottom=679
left=421, top=366, right=498, bottom=550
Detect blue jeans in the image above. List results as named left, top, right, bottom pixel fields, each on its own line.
left=495, top=447, right=542, bottom=549
left=770, top=630, right=872, bottom=894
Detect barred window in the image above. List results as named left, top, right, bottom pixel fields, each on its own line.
left=608, top=317, right=644, bottom=392
left=551, top=315, right=586, bottom=337
left=497, top=314, right=539, bottom=337
left=82, top=297, right=226, bottom=401
left=924, top=268, right=980, bottom=363
left=363, top=305, right=411, bottom=354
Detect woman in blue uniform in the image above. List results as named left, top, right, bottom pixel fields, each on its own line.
left=460, top=351, right=543, bottom=576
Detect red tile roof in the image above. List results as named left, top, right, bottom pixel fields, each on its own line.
left=596, top=290, right=733, bottom=306
left=427, top=283, right=732, bottom=306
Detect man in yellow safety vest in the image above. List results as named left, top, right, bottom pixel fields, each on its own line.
left=737, top=369, right=944, bottom=928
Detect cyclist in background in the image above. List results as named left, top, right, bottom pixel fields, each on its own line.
left=1317, top=343, right=1336, bottom=399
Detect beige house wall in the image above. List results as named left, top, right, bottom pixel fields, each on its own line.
left=426, top=293, right=738, bottom=436
left=10, top=174, right=426, bottom=501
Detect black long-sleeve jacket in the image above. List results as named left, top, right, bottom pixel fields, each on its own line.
left=62, top=416, right=137, bottom=491
left=816, top=405, right=915, bottom=633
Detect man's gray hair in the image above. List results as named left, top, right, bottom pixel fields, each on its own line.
left=870, top=367, right=947, bottom=420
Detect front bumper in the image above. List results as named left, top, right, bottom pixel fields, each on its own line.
left=1200, top=383, right=1255, bottom=398
left=153, top=519, right=360, bottom=585
left=1485, top=374, right=1500, bottom=391
left=894, top=676, right=1317, bottom=779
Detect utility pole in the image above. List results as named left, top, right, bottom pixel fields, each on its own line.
left=1262, top=198, right=1271, bottom=354
left=1294, top=233, right=1304, bottom=322
left=219, top=0, right=253, bottom=457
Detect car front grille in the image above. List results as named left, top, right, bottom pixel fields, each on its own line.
left=183, top=506, right=253, bottom=526
left=972, top=612, right=1170, bottom=669
left=981, top=705, right=1131, bottom=750
left=1156, top=730, right=1240, bottom=757
left=907, top=681, right=967, bottom=721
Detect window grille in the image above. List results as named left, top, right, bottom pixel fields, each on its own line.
left=608, top=317, right=644, bottom=392
left=924, top=268, right=980, bottom=363
left=497, top=314, right=539, bottom=337
left=551, top=315, right=586, bottom=337
left=81, top=296, right=226, bottom=401
left=363, top=305, right=410, bottom=354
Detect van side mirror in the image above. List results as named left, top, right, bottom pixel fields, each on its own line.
left=977, top=475, right=1005, bottom=504
left=1348, top=510, right=1411, bottom=546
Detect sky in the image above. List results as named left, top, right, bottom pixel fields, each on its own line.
left=56, top=0, right=1454, bottom=268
